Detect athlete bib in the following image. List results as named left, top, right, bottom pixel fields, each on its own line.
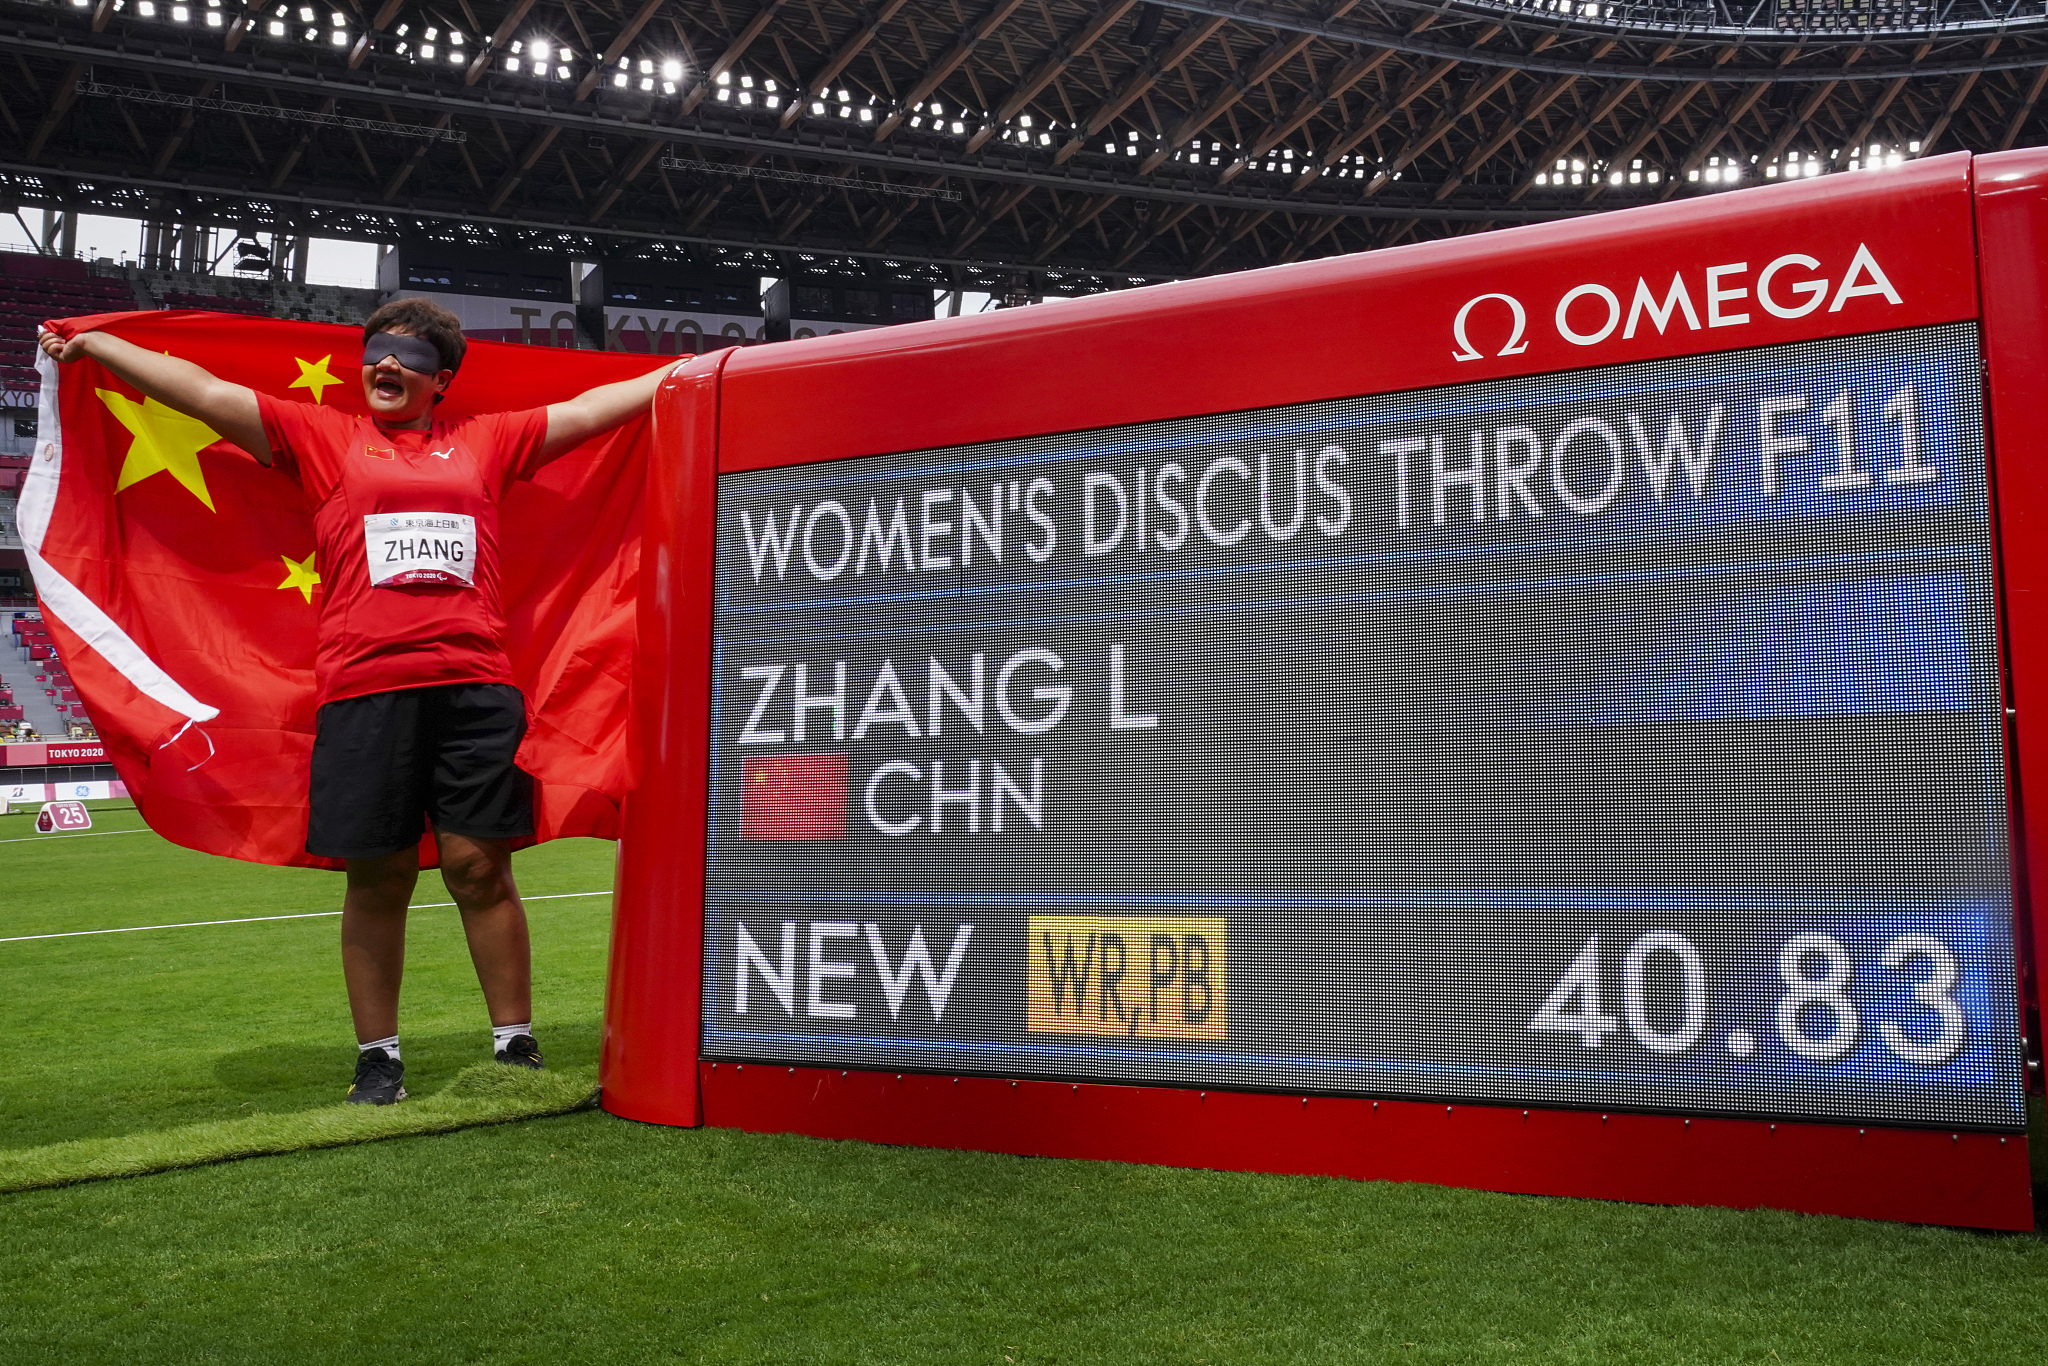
left=364, top=512, right=478, bottom=588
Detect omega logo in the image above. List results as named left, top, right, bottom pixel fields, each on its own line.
left=1450, top=293, right=1529, bottom=363
left=1450, top=243, right=1903, bottom=362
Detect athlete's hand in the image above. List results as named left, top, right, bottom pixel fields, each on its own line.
left=37, top=329, right=92, bottom=364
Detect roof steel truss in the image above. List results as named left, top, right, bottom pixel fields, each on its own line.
left=1, top=0, right=2043, bottom=284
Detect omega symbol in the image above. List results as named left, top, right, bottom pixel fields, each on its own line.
left=1451, top=293, right=1529, bottom=363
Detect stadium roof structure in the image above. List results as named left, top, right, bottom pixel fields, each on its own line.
left=3, top=0, right=2047, bottom=289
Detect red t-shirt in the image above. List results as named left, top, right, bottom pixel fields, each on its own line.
left=256, top=395, right=551, bottom=706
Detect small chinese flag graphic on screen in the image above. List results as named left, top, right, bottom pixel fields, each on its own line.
left=740, top=754, right=849, bottom=840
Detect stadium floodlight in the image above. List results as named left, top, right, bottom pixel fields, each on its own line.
left=660, top=58, right=682, bottom=80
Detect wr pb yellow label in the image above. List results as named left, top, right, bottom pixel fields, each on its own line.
left=1025, top=916, right=1225, bottom=1040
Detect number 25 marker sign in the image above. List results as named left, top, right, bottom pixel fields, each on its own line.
left=35, top=801, right=91, bottom=833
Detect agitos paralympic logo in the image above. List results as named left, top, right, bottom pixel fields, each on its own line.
left=1026, top=916, right=1226, bottom=1041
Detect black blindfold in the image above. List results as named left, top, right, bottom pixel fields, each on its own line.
left=363, top=332, right=451, bottom=375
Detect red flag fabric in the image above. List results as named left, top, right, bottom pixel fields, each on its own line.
left=24, top=310, right=670, bottom=869
left=740, top=753, right=849, bottom=840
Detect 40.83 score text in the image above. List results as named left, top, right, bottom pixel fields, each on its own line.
left=1530, top=929, right=1970, bottom=1067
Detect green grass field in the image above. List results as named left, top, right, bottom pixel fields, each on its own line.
left=3, top=804, right=2047, bottom=1363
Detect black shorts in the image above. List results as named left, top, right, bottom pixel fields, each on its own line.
left=307, top=683, right=533, bottom=860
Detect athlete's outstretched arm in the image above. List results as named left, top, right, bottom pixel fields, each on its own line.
left=540, top=361, right=673, bottom=461
left=39, top=328, right=272, bottom=465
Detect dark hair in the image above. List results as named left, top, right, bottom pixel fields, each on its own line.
left=362, top=297, right=466, bottom=373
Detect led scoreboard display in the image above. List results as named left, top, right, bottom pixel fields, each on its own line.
left=605, top=151, right=2048, bottom=1227
left=701, top=322, right=2024, bottom=1131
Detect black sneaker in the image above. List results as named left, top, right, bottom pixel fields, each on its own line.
left=495, top=1033, right=544, bottom=1069
left=346, top=1047, right=407, bottom=1105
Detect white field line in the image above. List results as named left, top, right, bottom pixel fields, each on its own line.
left=0, top=890, right=613, bottom=944
left=0, top=828, right=153, bottom=845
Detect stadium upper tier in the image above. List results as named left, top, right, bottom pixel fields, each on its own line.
left=0, top=256, right=136, bottom=393
left=3, top=0, right=2046, bottom=280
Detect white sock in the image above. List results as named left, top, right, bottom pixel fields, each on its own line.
left=492, top=1022, right=531, bottom=1055
left=360, top=1034, right=400, bottom=1061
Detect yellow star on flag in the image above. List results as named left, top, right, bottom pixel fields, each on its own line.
left=100, top=388, right=219, bottom=511
left=288, top=354, right=343, bottom=404
left=277, top=551, right=321, bottom=603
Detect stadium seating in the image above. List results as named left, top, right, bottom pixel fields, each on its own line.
left=162, top=291, right=271, bottom=317
left=0, top=252, right=142, bottom=392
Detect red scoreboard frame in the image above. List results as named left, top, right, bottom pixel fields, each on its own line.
left=602, top=149, right=2048, bottom=1230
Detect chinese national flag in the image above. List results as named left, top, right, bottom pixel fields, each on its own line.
left=27, top=309, right=667, bottom=869
left=740, top=754, right=848, bottom=840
